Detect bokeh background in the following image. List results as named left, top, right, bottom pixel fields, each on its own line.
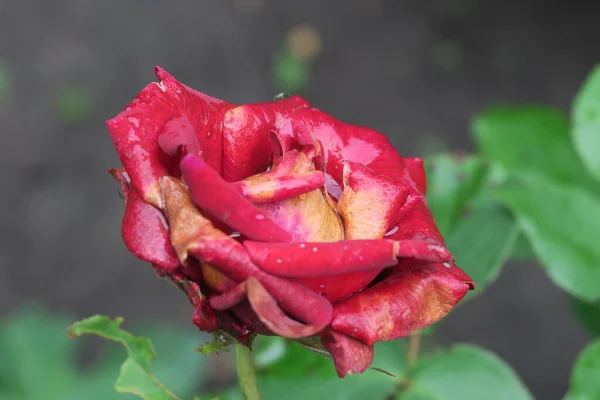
left=1, top=1, right=598, bottom=399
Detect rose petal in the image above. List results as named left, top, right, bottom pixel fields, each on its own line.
left=244, top=239, right=452, bottom=278
left=222, top=97, right=311, bottom=182
left=337, top=161, right=412, bottom=240
left=321, top=328, right=374, bottom=378
left=385, top=195, right=445, bottom=244
left=107, top=67, right=231, bottom=207
left=248, top=278, right=328, bottom=338
left=273, top=109, right=407, bottom=187
left=160, top=179, right=333, bottom=330
left=232, top=149, right=325, bottom=204
left=404, top=157, right=427, bottom=194
left=180, top=154, right=292, bottom=243
left=192, top=300, right=220, bottom=332
left=331, top=259, right=474, bottom=345
left=157, top=115, right=201, bottom=157
left=120, top=184, right=179, bottom=271
left=233, top=171, right=325, bottom=204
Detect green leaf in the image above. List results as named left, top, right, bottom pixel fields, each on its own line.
left=496, top=174, right=600, bottom=301
left=196, top=330, right=239, bottom=355
left=425, top=154, right=488, bottom=237
left=67, top=315, right=180, bottom=400
left=572, top=65, right=600, bottom=181
left=473, top=106, right=598, bottom=192
left=446, top=204, right=519, bottom=299
left=509, top=233, right=537, bottom=261
left=0, top=305, right=78, bottom=399
left=402, top=344, right=533, bottom=400
left=571, top=298, right=600, bottom=338
left=565, top=340, right=600, bottom=400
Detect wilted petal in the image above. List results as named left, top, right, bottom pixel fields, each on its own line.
left=321, top=328, right=374, bottom=378
left=331, top=259, right=474, bottom=345
left=192, top=301, right=220, bottom=332
left=247, top=277, right=329, bottom=338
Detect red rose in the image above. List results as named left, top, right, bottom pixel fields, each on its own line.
left=107, top=67, right=474, bottom=377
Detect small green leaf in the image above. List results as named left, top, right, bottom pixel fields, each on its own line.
left=68, top=315, right=180, bottom=400
left=196, top=330, right=239, bottom=355
left=496, top=174, right=600, bottom=301
left=565, top=340, right=600, bottom=400
left=571, top=298, right=600, bottom=338
left=447, top=204, right=519, bottom=299
left=425, top=154, right=489, bottom=237
left=473, top=106, right=598, bottom=192
left=403, top=344, right=533, bottom=400
left=572, top=65, right=600, bottom=181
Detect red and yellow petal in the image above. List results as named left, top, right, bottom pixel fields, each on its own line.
left=337, top=161, right=412, bottom=240
left=331, top=259, right=474, bottom=345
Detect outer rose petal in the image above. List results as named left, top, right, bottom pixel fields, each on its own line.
left=107, top=67, right=232, bottom=206
left=404, top=157, right=427, bottom=194
left=331, top=259, right=474, bottom=345
left=386, top=194, right=445, bottom=244
left=321, top=328, right=374, bottom=378
left=120, top=183, right=179, bottom=271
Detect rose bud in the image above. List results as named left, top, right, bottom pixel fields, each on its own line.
left=107, top=67, right=474, bottom=377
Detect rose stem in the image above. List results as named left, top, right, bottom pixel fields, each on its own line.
left=235, top=344, right=261, bottom=400
left=407, top=331, right=422, bottom=370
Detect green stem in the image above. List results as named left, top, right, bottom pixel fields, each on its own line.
left=235, top=345, right=261, bottom=400
left=407, top=331, right=422, bottom=370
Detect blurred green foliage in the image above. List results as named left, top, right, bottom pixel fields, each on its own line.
left=0, top=306, right=210, bottom=400
left=55, top=86, right=96, bottom=124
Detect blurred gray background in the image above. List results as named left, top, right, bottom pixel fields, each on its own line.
left=1, top=1, right=598, bottom=399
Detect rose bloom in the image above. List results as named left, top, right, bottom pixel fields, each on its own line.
left=107, top=67, right=474, bottom=377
